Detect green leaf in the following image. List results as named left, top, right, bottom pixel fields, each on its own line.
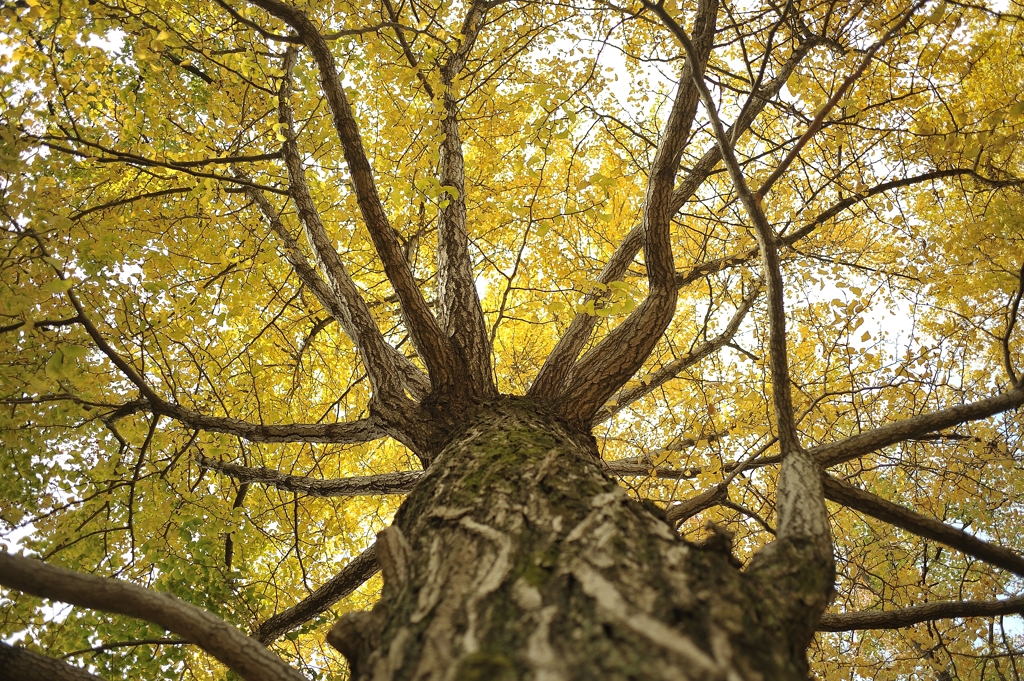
left=575, top=300, right=596, bottom=316
left=45, top=351, right=68, bottom=379
left=547, top=301, right=568, bottom=314
left=62, top=345, right=89, bottom=360
left=925, top=0, right=946, bottom=24
left=40, top=279, right=73, bottom=294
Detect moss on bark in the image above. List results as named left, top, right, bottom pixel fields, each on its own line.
left=330, top=400, right=830, bottom=680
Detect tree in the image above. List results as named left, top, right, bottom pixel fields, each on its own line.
left=1, top=0, right=1024, bottom=677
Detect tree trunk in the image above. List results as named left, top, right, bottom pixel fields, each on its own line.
left=328, top=401, right=831, bottom=681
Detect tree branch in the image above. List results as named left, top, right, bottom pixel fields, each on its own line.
left=61, top=637, right=186, bottom=658
left=0, top=553, right=307, bottom=681
left=153, top=407, right=386, bottom=444
left=239, top=182, right=429, bottom=401
left=810, top=385, right=1024, bottom=468
left=255, top=543, right=379, bottom=643
left=649, top=0, right=795, bottom=450
left=24, top=225, right=394, bottom=447
left=665, top=484, right=729, bottom=525
left=200, top=458, right=698, bottom=497
left=0, top=315, right=81, bottom=335
left=1002, top=262, right=1024, bottom=387
left=380, top=0, right=434, bottom=96
left=33, top=137, right=287, bottom=195
left=272, top=49, right=424, bottom=406
left=435, top=0, right=497, bottom=399
left=69, top=187, right=193, bottom=221
left=552, top=0, right=719, bottom=424
left=593, top=283, right=761, bottom=424
left=246, top=0, right=456, bottom=392
left=0, top=642, right=108, bottom=681
left=529, top=37, right=816, bottom=399
left=818, top=595, right=1024, bottom=632
left=822, top=474, right=1024, bottom=577
left=645, top=0, right=826, bottom=554
left=196, top=455, right=422, bottom=495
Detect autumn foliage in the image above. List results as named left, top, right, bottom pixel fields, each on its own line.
left=2, top=0, right=1024, bottom=678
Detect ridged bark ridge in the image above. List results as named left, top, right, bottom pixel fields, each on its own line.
left=328, top=402, right=828, bottom=680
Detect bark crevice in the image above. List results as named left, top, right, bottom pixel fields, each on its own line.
left=329, top=402, right=831, bottom=680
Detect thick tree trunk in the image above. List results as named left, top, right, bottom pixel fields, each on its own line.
left=329, top=401, right=831, bottom=680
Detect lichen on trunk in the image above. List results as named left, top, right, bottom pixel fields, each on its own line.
left=329, top=401, right=831, bottom=681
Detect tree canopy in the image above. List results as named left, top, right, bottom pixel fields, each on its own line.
left=1, top=0, right=1024, bottom=678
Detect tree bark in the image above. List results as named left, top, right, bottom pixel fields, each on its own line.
left=328, top=401, right=831, bottom=681
left=0, top=642, right=108, bottom=681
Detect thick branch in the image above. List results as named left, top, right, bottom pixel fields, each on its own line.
left=273, top=50, right=422, bottom=405
left=0, top=642, right=107, bottom=681
left=811, top=385, right=1024, bottom=468
left=197, top=455, right=421, bottom=495
left=818, top=595, right=1024, bottom=631
left=435, top=0, right=496, bottom=398
left=665, top=485, right=729, bottom=525
left=529, top=37, right=815, bottom=399
left=651, top=2, right=796, bottom=451
left=648, top=2, right=826, bottom=555
left=140, top=400, right=385, bottom=444
left=593, top=284, right=761, bottom=424
left=0, top=553, right=306, bottom=681
left=200, top=458, right=697, bottom=497
left=822, top=474, right=1024, bottom=577
left=255, top=544, right=379, bottom=644
left=247, top=0, right=456, bottom=391
left=240, top=184, right=429, bottom=401
left=1002, top=262, right=1024, bottom=386
left=552, top=0, right=718, bottom=423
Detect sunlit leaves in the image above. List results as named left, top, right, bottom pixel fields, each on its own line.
left=1, top=0, right=1024, bottom=678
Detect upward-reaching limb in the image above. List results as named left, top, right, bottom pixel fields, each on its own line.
left=434, top=0, right=498, bottom=399
left=529, top=28, right=815, bottom=400
left=246, top=0, right=458, bottom=394
left=643, top=0, right=834, bottom=650
left=239, top=183, right=430, bottom=402
left=551, top=0, right=719, bottom=424
left=271, top=49, right=423, bottom=409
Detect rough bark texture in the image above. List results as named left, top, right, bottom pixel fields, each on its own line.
left=0, top=642, right=107, bottom=681
left=0, top=553, right=307, bottom=681
left=328, top=402, right=830, bottom=681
